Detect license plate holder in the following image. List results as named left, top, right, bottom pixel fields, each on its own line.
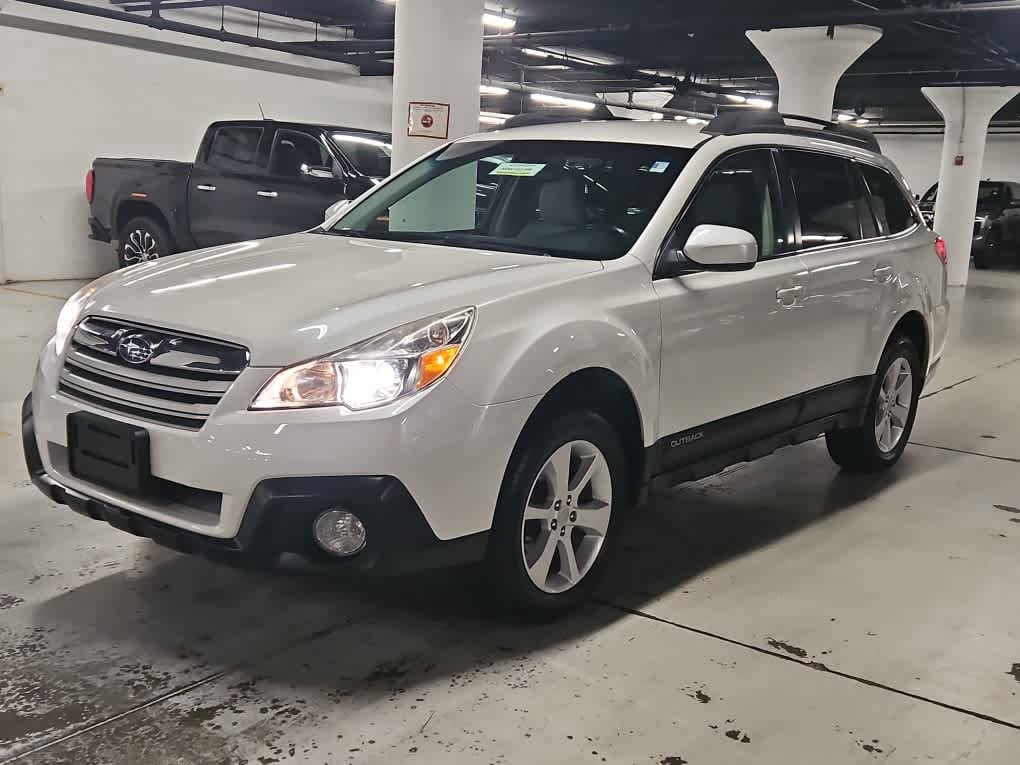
left=67, top=412, right=150, bottom=495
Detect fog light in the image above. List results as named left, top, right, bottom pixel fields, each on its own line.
left=313, top=509, right=367, bottom=557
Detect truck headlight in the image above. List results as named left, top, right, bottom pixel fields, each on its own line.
left=251, top=307, right=475, bottom=411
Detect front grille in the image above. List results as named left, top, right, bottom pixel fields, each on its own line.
left=59, top=318, right=248, bottom=430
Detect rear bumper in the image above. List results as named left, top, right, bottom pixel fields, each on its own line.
left=88, top=217, right=112, bottom=243
left=22, top=395, right=487, bottom=574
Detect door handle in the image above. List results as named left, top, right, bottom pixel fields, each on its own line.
left=776, top=285, right=803, bottom=303
left=873, top=265, right=894, bottom=280
left=256, top=190, right=279, bottom=198
left=196, top=184, right=217, bottom=192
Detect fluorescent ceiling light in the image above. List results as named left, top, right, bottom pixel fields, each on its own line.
left=483, top=12, right=516, bottom=29
left=648, top=112, right=665, bottom=121
left=747, top=97, right=774, bottom=109
left=480, top=84, right=509, bottom=96
left=480, top=110, right=513, bottom=120
left=530, top=93, right=596, bottom=111
left=522, top=48, right=550, bottom=58
left=686, top=117, right=708, bottom=125
left=836, top=113, right=854, bottom=122
left=855, top=118, right=870, bottom=125
left=480, top=115, right=507, bottom=125
left=638, top=68, right=660, bottom=76
left=725, top=94, right=747, bottom=103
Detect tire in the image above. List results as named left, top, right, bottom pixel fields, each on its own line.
left=825, top=335, right=922, bottom=472
left=117, top=216, right=173, bottom=269
left=485, top=410, right=628, bottom=619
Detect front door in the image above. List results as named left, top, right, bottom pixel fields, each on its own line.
left=261, top=128, right=350, bottom=238
left=187, top=124, right=270, bottom=247
left=654, top=148, right=810, bottom=469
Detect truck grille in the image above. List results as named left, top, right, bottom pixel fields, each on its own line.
left=58, top=318, right=249, bottom=431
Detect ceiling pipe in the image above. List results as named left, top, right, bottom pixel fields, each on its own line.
left=13, top=0, right=378, bottom=66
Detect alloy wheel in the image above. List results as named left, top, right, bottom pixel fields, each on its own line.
left=521, top=439, right=612, bottom=594
left=123, top=229, right=160, bottom=263
left=875, top=357, right=913, bottom=453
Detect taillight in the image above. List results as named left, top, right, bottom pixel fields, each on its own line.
left=934, top=236, right=947, bottom=267
left=85, top=169, right=95, bottom=203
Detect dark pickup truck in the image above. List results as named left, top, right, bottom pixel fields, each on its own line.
left=920, top=179, right=1020, bottom=269
left=87, top=120, right=392, bottom=267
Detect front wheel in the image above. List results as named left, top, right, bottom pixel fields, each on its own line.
left=118, top=217, right=173, bottom=268
left=485, top=410, right=627, bottom=619
left=826, top=335, right=922, bottom=472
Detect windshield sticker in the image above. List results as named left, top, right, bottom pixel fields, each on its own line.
left=648, top=161, right=671, bottom=174
left=490, top=162, right=547, bottom=177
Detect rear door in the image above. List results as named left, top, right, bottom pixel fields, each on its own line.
left=259, top=127, right=350, bottom=238
left=654, top=148, right=810, bottom=458
left=187, top=124, right=269, bottom=247
left=1004, top=182, right=1020, bottom=245
left=782, top=149, right=888, bottom=391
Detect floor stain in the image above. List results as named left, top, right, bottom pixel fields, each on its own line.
left=858, top=738, right=885, bottom=755
left=0, top=594, right=25, bottom=610
left=724, top=729, right=751, bottom=744
left=980, top=434, right=998, bottom=439
left=1007, top=664, right=1020, bottom=683
left=766, top=638, right=808, bottom=658
left=660, top=757, right=688, bottom=764
left=993, top=505, right=1020, bottom=514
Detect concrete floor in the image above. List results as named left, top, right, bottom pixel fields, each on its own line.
left=1, top=269, right=1019, bottom=764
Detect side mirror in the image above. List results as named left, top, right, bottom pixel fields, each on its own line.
left=683, top=224, right=758, bottom=271
left=323, top=199, right=351, bottom=225
left=302, top=164, right=337, bottom=180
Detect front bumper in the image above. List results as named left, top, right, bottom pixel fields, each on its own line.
left=22, top=395, right=488, bottom=573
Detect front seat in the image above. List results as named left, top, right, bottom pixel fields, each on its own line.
left=517, top=176, right=617, bottom=256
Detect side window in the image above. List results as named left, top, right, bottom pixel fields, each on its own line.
left=860, top=164, right=917, bottom=236
left=269, top=130, right=332, bottom=178
left=785, top=150, right=862, bottom=247
left=671, top=149, right=787, bottom=260
left=206, top=126, right=264, bottom=173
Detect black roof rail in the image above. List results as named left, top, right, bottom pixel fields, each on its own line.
left=495, top=109, right=626, bottom=131
left=702, top=111, right=881, bottom=153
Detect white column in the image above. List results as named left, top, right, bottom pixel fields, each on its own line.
left=390, top=0, right=485, bottom=171
left=746, top=26, right=882, bottom=121
left=923, top=86, right=1020, bottom=286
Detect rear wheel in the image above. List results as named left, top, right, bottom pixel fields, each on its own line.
left=485, top=410, right=626, bottom=619
left=118, top=217, right=172, bottom=269
left=826, top=335, right=922, bottom=472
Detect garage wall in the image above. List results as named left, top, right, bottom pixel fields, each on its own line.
left=877, top=133, right=1020, bottom=197
left=0, top=1, right=392, bottom=283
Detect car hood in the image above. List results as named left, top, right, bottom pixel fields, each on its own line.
left=83, top=233, right=602, bottom=365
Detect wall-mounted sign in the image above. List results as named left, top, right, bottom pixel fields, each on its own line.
left=408, top=101, right=450, bottom=139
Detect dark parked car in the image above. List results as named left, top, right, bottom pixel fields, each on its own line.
left=919, top=180, right=1020, bottom=268
left=87, top=120, right=392, bottom=267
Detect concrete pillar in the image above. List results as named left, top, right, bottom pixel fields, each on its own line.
left=923, top=86, right=1020, bottom=286
left=746, top=26, right=882, bottom=121
left=390, top=0, right=485, bottom=171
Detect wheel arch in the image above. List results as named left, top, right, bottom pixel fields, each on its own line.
left=514, top=367, right=646, bottom=508
left=890, top=310, right=929, bottom=376
left=115, top=201, right=174, bottom=247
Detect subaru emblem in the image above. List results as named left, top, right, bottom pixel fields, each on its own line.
left=117, top=334, right=155, bottom=365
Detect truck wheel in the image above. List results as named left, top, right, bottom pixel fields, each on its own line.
left=485, top=410, right=627, bottom=620
left=825, top=335, right=922, bottom=473
left=118, top=217, right=172, bottom=268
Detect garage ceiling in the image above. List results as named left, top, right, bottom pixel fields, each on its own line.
left=103, top=0, right=1020, bottom=123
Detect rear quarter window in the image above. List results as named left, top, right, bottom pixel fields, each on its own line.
left=860, top=164, right=918, bottom=236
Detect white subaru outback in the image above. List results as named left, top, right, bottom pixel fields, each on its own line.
left=24, top=116, right=950, bottom=616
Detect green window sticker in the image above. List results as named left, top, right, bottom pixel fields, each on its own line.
left=490, top=162, right=547, bottom=177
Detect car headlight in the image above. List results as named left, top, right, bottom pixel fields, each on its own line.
left=53, top=281, right=104, bottom=353
left=251, top=307, right=475, bottom=411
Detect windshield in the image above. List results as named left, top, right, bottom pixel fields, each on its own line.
left=327, top=139, right=691, bottom=260
left=921, top=181, right=1002, bottom=207
left=330, top=132, right=393, bottom=178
